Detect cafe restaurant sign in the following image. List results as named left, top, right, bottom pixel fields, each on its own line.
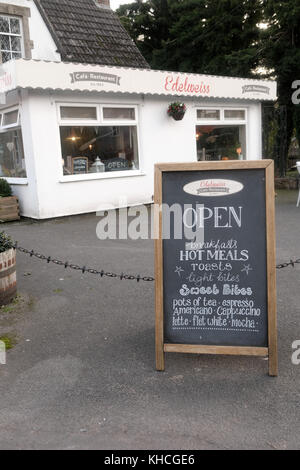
left=69, top=71, right=121, bottom=86
left=0, top=59, right=277, bottom=101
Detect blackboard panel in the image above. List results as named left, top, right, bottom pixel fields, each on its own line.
left=162, top=169, right=268, bottom=348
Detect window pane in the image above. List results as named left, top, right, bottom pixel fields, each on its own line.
left=196, top=125, right=246, bottom=161
left=1, top=51, right=11, bottom=63
left=3, top=110, right=18, bottom=126
left=10, top=18, right=21, bottom=35
left=0, top=35, right=10, bottom=51
left=60, top=106, right=97, bottom=120
left=60, top=126, right=139, bottom=175
left=10, top=36, right=21, bottom=52
left=103, top=108, right=135, bottom=120
left=197, top=109, right=220, bottom=120
left=224, top=110, right=246, bottom=120
left=12, top=52, right=21, bottom=60
left=0, top=16, right=9, bottom=33
left=0, top=128, right=27, bottom=177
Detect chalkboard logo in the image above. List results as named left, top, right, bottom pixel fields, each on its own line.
left=183, top=179, right=244, bottom=197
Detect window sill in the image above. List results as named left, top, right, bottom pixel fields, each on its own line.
left=59, top=170, right=146, bottom=183
left=3, top=177, right=28, bottom=185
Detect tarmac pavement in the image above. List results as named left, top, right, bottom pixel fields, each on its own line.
left=0, top=190, right=299, bottom=450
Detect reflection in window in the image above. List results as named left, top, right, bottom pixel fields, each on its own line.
left=224, top=110, right=246, bottom=120
left=196, top=125, right=246, bottom=161
left=3, top=109, right=18, bottom=126
left=197, top=109, right=220, bottom=120
left=60, top=106, right=97, bottom=120
left=60, top=126, right=139, bottom=175
left=0, top=128, right=26, bottom=177
left=103, top=107, right=135, bottom=120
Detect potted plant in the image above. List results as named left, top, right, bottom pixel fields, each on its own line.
left=167, top=102, right=187, bottom=121
left=0, top=231, right=17, bottom=305
left=0, top=179, right=20, bottom=222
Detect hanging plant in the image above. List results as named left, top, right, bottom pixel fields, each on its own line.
left=167, top=102, right=187, bottom=121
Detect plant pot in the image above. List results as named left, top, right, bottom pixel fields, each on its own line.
left=171, top=112, right=185, bottom=121
left=0, top=196, right=20, bottom=222
left=0, top=248, right=17, bottom=305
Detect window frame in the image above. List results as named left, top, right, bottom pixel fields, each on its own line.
left=0, top=105, right=27, bottom=181
left=0, top=5, right=32, bottom=64
left=224, top=108, right=247, bottom=122
left=196, top=107, right=247, bottom=125
left=197, top=108, right=222, bottom=121
left=57, top=102, right=142, bottom=181
left=59, top=103, right=99, bottom=124
left=1, top=106, right=20, bottom=129
left=101, top=104, right=137, bottom=124
left=0, top=14, right=24, bottom=63
left=195, top=106, right=248, bottom=162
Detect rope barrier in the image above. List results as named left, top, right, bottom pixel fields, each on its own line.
left=13, top=242, right=300, bottom=283
left=14, top=243, right=155, bottom=283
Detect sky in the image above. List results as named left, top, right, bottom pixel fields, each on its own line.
left=110, top=0, right=131, bottom=10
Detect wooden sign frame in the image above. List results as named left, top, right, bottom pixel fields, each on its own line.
left=154, top=160, right=278, bottom=376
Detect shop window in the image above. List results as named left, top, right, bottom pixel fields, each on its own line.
left=103, top=107, right=135, bottom=120
left=196, top=125, right=246, bottom=161
left=60, top=125, right=139, bottom=175
left=3, top=109, right=19, bottom=127
left=0, top=127, right=26, bottom=178
left=0, top=15, right=23, bottom=63
left=197, top=109, right=220, bottom=120
left=60, top=106, right=97, bottom=121
left=224, top=109, right=246, bottom=120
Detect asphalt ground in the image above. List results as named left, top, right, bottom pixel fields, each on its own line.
left=0, top=190, right=299, bottom=450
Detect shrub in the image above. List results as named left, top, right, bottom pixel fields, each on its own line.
left=0, top=231, right=14, bottom=253
left=0, top=179, right=12, bottom=198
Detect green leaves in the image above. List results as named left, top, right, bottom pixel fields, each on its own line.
left=0, top=232, right=14, bottom=254
left=117, top=0, right=263, bottom=77
left=0, top=178, right=12, bottom=198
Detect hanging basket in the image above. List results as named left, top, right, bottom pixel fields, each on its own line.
left=167, top=102, right=186, bottom=121
left=171, top=111, right=186, bottom=121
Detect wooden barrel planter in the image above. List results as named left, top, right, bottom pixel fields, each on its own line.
left=0, top=248, right=17, bottom=305
left=0, top=196, right=20, bottom=222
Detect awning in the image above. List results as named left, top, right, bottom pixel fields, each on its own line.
left=0, top=59, right=277, bottom=101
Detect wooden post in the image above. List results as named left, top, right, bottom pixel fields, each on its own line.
left=266, top=161, right=278, bottom=377
left=154, top=166, right=165, bottom=371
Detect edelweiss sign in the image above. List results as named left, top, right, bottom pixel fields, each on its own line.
left=0, top=60, right=277, bottom=101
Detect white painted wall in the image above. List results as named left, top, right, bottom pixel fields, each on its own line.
left=19, top=90, right=264, bottom=219
left=2, top=0, right=61, bottom=62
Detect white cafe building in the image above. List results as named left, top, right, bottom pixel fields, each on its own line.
left=0, top=0, right=277, bottom=219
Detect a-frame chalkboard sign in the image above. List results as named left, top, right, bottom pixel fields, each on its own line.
left=155, top=160, right=277, bottom=376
